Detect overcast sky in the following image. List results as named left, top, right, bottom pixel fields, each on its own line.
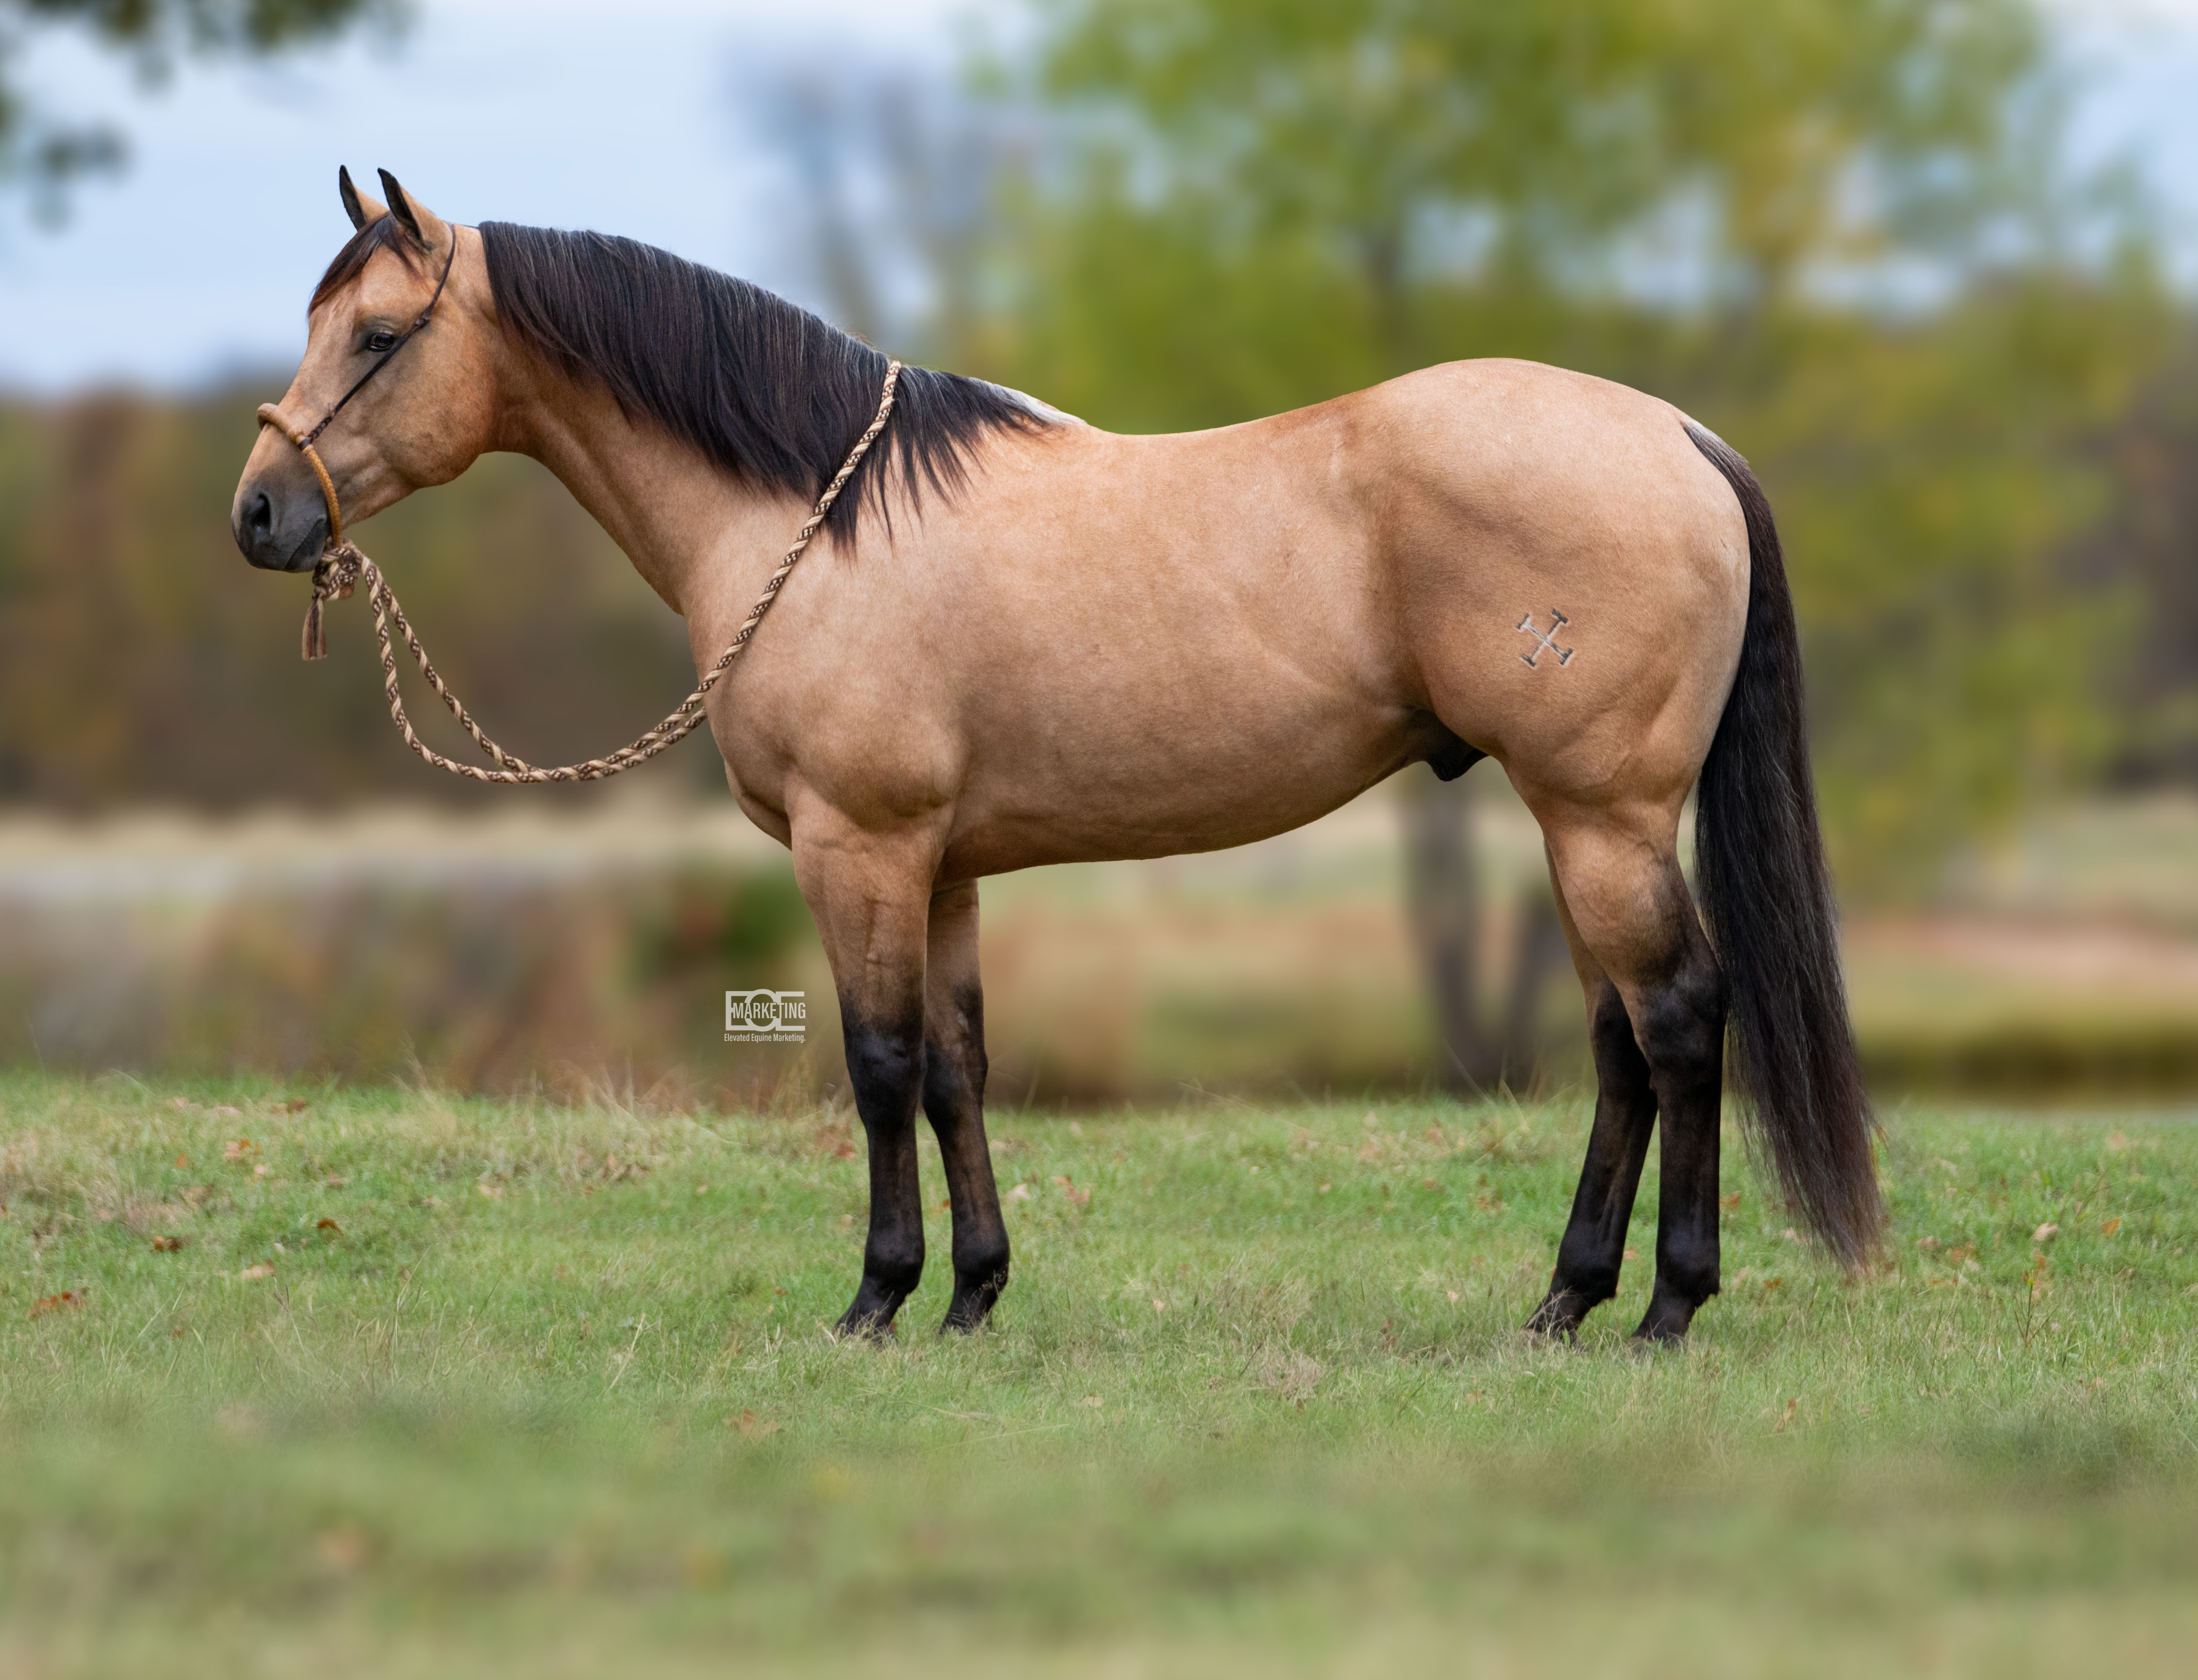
left=1, top=0, right=2196, bottom=393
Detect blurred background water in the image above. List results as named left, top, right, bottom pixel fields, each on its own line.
left=9, top=0, right=2198, bottom=1105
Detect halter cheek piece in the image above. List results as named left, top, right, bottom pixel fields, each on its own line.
left=252, top=222, right=902, bottom=783
left=256, top=227, right=459, bottom=655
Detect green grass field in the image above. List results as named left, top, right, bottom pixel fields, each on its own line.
left=3, top=1074, right=2196, bottom=1677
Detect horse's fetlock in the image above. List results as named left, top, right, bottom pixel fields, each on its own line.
left=954, top=1236, right=1011, bottom=1295
left=1656, top=1243, right=1721, bottom=1307
left=864, top=1240, right=925, bottom=1298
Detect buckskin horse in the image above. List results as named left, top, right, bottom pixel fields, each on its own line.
left=233, top=170, right=1882, bottom=1345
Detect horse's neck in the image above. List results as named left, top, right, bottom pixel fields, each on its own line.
left=496, top=361, right=810, bottom=621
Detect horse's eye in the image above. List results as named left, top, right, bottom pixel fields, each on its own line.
left=364, top=330, right=398, bottom=354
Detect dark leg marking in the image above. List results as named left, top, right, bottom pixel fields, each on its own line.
left=1525, top=981, right=1657, bottom=1339
left=923, top=978, right=1011, bottom=1333
left=1629, top=939, right=1726, bottom=1344
left=836, top=1011, right=927, bottom=1337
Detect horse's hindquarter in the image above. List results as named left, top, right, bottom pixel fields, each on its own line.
left=1375, top=361, right=1750, bottom=820
left=728, top=360, right=1747, bottom=876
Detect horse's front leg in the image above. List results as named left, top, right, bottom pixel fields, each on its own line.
left=923, top=881, right=1010, bottom=1333
left=792, top=811, right=944, bottom=1339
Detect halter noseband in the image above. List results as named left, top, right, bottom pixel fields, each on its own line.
left=256, top=222, right=461, bottom=549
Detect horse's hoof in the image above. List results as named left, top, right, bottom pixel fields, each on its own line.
left=832, top=1311, right=897, bottom=1342
left=937, top=1294, right=1003, bottom=1338
left=1522, top=1291, right=1586, bottom=1343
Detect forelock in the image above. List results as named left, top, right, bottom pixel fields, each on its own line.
left=308, top=215, right=422, bottom=315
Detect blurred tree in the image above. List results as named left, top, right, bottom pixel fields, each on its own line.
left=746, top=63, right=1025, bottom=359
left=0, top=0, right=398, bottom=221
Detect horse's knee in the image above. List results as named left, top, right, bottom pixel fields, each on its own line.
left=845, top=1014, right=924, bottom=1120
left=921, top=1036, right=985, bottom=1122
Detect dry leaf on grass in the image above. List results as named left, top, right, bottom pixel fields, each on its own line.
left=222, top=1139, right=254, bottom=1161
left=26, top=1291, right=82, bottom=1320
left=732, top=1410, right=781, bottom=1439
left=2033, top=1222, right=2060, bottom=1243
left=317, top=1218, right=343, bottom=1239
left=238, top=1263, right=275, bottom=1280
left=150, top=1235, right=185, bottom=1253
left=2101, top=1217, right=2122, bottom=1237
left=1052, top=1175, right=1091, bottom=1207
left=316, top=1525, right=369, bottom=1573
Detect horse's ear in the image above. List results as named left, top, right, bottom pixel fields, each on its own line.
left=338, top=165, right=386, bottom=232
left=376, top=168, right=451, bottom=256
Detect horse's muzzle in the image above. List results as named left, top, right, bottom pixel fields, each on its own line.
left=232, top=483, right=328, bottom=572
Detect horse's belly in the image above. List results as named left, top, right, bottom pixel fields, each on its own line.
left=937, top=701, right=1431, bottom=879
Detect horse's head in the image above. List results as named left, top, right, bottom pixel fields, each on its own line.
left=232, top=168, right=499, bottom=571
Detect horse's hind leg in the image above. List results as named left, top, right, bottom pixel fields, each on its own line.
left=1534, top=815, right=1727, bottom=1344
left=923, top=881, right=1011, bottom=1332
left=1525, top=884, right=1657, bottom=1338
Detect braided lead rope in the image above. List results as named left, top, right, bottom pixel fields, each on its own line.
left=280, top=360, right=901, bottom=785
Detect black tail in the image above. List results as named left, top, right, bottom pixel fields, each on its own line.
left=1684, top=421, right=1882, bottom=1267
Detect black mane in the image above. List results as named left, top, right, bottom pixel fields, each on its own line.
left=478, top=222, right=1048, bottom=539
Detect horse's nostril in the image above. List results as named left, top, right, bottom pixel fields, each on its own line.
left=235, top=488, right=276, bottom=562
